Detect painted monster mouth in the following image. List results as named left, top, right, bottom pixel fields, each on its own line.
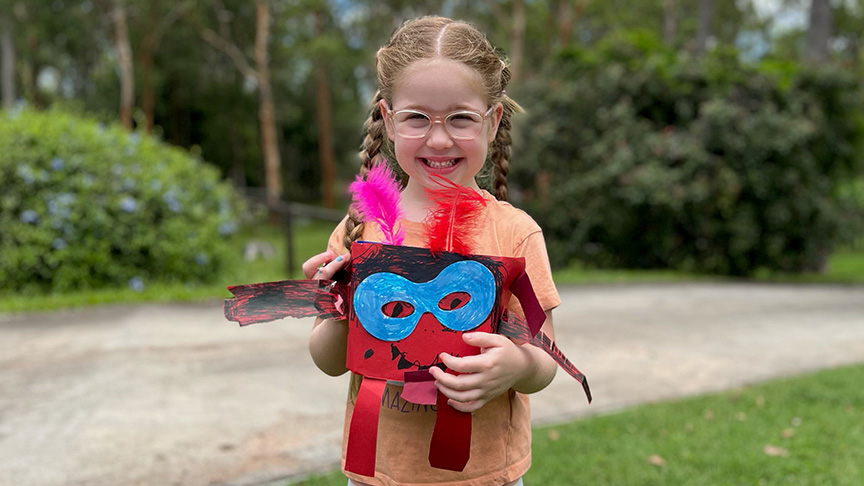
left=390, top=343, right=448, bottom=371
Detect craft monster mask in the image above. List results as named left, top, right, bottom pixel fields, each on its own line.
left=224, top=241, right=590, bottom=475
left=223, top=167, right=591, bottom=476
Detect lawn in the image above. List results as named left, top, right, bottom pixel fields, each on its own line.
left=290, top=363, right=864, bottom=485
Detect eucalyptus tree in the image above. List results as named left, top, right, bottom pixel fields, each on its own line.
left=1, top=5, right=14, bottom=109
left=806, top=0, right=834, bottom=62
left=183, top=0, right=283, bottom=210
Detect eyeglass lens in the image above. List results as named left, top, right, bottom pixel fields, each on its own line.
left=392, top=110, right=485, bottom=139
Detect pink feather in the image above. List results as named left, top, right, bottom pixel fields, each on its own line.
left=349, top=163, right=405, bottom=245
left=424, top=175, right=487, bottom=255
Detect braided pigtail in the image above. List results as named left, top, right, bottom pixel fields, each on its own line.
left=489, top=61, right=522, bottom=201
left=343, top=91, right=389, bottom=251
left=490, top=100, right=514, bottom=201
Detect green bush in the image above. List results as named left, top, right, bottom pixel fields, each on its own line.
left=515, top=30, right=864, bottom=276
left=0, top=108, right=242, bottom=293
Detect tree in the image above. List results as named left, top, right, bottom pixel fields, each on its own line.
left=0, top=12, right=14, bottom=109
left=694, top=0, right=714, bottom=55
left=113, top=0, right=134, bottom=130
left=188, top=0, right=282, bottom=210
left=137, top=0, right=186, bottom=133
left=806, top=0, right=833, bottom=63
left=313, top=8, right=336, bottom=209
left=484, top=0, right=526, bottom=84
left=663, top=0, right=677, bottom=47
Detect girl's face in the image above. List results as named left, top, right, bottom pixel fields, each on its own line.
left=381, top=59, right=502, bottom=197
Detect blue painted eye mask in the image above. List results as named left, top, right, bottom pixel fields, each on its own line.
left=353, top=260, right=496, bottom=341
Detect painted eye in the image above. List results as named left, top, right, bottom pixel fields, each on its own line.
left=438, top=292, right=471, bottom=311
left=381, top=301, right=415, bottom=318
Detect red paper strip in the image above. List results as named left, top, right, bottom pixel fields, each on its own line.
left=224, top=279, right=347, bottom=326
left=402, top=370, right=438, bottom=405
left=509, top=271, right=546, bottom=337
left=428, top=391, right=472, bottom=471
left=345, top=378, right=387, bottom=477
left=498, top=311, right=592, bottom=404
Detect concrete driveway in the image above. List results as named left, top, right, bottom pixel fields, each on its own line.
left=1, top=282, right=863, bottom=486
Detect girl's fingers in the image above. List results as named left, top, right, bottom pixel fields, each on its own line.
left=315, top=253, right=351, bottom=280
left=302, top=250, right=337, bottom=279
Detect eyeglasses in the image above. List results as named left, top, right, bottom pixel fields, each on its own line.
left=387, top=106, right=494, bottom=140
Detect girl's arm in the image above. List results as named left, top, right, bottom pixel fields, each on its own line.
left=428, top=310, right=558, bottom=413
left=309, top=317, right=349, bottom=376
left=303, top=250, right=352, bottom=376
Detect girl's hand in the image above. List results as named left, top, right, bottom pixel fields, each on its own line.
left=302, top=250, right=351, bottom=280
left=428, top=332, right=542, bottom=413
left=305, top=248, right=352, bottom=376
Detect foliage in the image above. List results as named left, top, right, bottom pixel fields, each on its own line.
left=515, top=30, right=864, bottom=275
left=0, top=218, right=337, bottom=313
left=0, top=107, right=242, bottom=293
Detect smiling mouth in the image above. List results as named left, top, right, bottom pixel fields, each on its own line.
left=420, top=157, right=460, bottom=169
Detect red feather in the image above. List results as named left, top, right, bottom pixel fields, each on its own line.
left=424, top=175, right=487, bottom=255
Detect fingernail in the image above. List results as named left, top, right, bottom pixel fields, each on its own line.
left=336, top=255, right=343, bottom=262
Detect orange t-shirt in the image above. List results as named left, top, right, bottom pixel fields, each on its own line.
left=325, top=190, right=560, bottom=486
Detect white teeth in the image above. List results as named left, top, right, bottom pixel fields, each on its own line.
left=423, top=158, right=457, bottom=168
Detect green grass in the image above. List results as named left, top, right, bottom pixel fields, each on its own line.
left=290, top=364, right=864, bottom=486
left=551, top=249, right=864, bottom=286
left=528, top=364, right=864, bottom=486
left=552, top=265, right=718, bottom=285
left=750, top=250, right=864, bottom=284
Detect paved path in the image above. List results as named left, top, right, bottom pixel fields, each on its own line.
left=1, top=283, right=863, bottom=486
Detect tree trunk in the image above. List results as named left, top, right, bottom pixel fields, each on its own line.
left=314, top=13, right=336, bottom=209
left=114, top=0, right=135, bottom=130
left=663, top=0, right=677, bottom=47
left=139, top=0, right=160, bottom=133
left=315, top=63, right=335, bottom=208
left=556, top=0, right=573, bottom=47
left=254, top=0, right=282, bottom=211
left=695, top=0, right=714, bottom=56
left=556, top=0, right=589, bottom=48
left=510, top=0, right=525, bottom=85
left=21, top=21, right=40, bottom=107
left=806, top=0, right=833, bottom=64
left=1, top=14, right=15, bottom=109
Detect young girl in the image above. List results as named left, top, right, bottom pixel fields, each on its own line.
left=303, top=16, right=560, bottom=486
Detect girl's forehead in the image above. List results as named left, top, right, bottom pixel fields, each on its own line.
left=391, top=59, right=487, bottom=111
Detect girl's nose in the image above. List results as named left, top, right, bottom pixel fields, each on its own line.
left=425, top=123, right=454, bottom=149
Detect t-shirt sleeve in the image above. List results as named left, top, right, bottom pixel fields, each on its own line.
left=513, top=228, right=561, bottom=312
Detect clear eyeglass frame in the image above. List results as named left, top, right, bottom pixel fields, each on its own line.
left=387, top=106, right=495, bottom=141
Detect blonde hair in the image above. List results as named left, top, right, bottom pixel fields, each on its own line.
left=344, top=16, right=521, bottom=250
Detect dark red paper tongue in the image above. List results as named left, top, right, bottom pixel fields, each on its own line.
left=402, top=370, right=438, bottom=405
left=428, top=391, right=472, bottom=471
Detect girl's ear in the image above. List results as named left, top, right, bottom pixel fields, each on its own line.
left=486, top=102, right=504, bottom=144
left=379, top=100, right=396, bottom=141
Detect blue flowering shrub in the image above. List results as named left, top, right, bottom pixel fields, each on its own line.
left=0, top=108, right=242, bottom=293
